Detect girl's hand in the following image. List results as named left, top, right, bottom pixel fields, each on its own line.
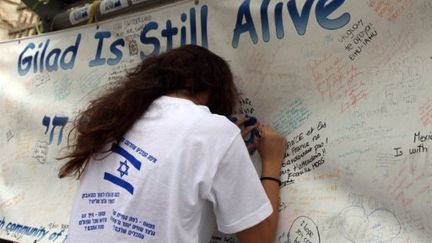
left=234, top=116, right=259, bottom=154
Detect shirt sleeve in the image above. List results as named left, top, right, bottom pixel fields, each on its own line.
left=206, top=133, right=273, bottom=234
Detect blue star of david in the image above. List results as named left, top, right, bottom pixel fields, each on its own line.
left=104, top=144, right=142, bottom=195
left=117, top=159, right=129, bottom=177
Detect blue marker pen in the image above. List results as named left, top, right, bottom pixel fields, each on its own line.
left=228, top=115, right=260, bottom=153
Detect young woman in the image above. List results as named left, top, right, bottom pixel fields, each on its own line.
left=59, top=45, right=286, bottom=243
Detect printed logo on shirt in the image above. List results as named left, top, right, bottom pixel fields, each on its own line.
left=103, top=144, right=142, bottom=195
left=103, top=139, right=158, bottom=195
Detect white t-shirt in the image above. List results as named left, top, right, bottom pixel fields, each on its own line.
left=67, top=96, right=272, bottom=243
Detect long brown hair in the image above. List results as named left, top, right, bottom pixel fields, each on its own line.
left=58, top=45, right=238, bottom=178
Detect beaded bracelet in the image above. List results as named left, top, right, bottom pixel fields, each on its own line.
left=260, top=177, right=281, bottom=186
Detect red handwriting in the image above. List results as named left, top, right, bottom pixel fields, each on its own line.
left=419, top=98, right=432, bottom=127
left=368, top=0, right=414, bottom=22
left=306, top=55, right=367, bottom=113
left=372, top=29, right=417, bottom=66
left=387, top=160, right=432, bottom=207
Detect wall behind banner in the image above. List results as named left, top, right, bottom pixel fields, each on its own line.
left=1, top=0, right=432, bottom=242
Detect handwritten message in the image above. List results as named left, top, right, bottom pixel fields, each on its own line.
left=286, top=216, right=320, bottom=243
left=419, top=98, right=432, bottom=127
left=280, top=121, right=328, bottom=187
left=236, top=96, right=255, bottom=115
left=368, top=0, right=414, bottom=22
left=389, top=131, right=432, bottom=208
left=272, top=99, right=312, bottom=137
left=393, top=131, right=432, bottom=157
left=211, top=234, right=238, bottom=243
left=32, top=140, right=49, bottom=164
left=338, top=19, right=379, bottom=61
left=307, top=55, right=368, bottom=113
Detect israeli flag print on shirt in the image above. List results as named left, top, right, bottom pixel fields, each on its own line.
left=103, top=144, right=142, bottom=195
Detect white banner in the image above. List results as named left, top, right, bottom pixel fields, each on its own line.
left=1, top=0, right=432, bottom=242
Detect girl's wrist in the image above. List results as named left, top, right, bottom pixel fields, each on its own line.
left=261, top=162, right=281, bottom=178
